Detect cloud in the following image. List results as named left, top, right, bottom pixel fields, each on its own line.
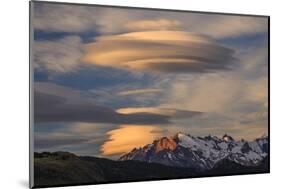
left=239, top=46, right=268, bottom=79
left=33, top=3, right=268, bottom=39
left=116, top=107, right=202, bottom=119
left=117, top=88, right=162, bottom=96
left=34, top=36, right=83, bottom=73
left=32, top=3, right=266, bottom=76
left=35, top=134, right=88, bottom=149
left=161, top=75, right=241, bottom=112
left=33, top=2, right=140, bottom=34
left=35, top=81, right=80, bottom=97
left=34, top=122, right=119, bottom=156
left=34, top=82, right=170, bottom=124
left=182, top=15, right=268, bottom=39
left=101, top=125, right=163, bottom=155
left=125, top=19, right=181, bottom=31
left=245, top=76, right=268, bottom=104
left=156, top=44, right=268, bottom=114
left=82, top=31, right=236, bottom=73
left=151, top=44, right=268, bottom=141
left=34, top=122, right=113, bottom=151
left=159, top=74, right=267, bottom=114
left=34, top=3, right=98, bottom=33
left=123, top=16, right=268, bottom=39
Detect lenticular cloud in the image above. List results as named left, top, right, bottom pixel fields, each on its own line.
left=82, top=31, right=237, bottom=73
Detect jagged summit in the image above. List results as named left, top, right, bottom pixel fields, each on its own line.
left=119, top=132, right=268, bottom=170
left=153, top=136, right=177, bottom=153
left=222, top=134, right=235, bottom=142
left=174, top=131, right=186, bottom=137
left=173, top=132, right=188, bottom=141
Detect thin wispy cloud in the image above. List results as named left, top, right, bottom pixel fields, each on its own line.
left=117, top=88, right=162, bottom=96
left=125, top=19, right=181, bottom=31
left=34, top=36, right=83, bottom=73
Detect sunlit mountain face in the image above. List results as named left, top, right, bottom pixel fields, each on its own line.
left=33, top=2, right=268, bottom=161
left=120, top=132, right=268, bottom=170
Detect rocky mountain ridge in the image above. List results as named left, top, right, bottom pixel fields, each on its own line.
left=119, top=133, right=268, bottom=170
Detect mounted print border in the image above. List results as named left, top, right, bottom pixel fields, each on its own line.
left=29, top=1, right=270, bottom=188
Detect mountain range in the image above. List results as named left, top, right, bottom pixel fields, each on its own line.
left=119, top=133, right=268, bottom=170
left=34, top=151, right=196, bottom=187
left=33, top=133, right=269, bottom=187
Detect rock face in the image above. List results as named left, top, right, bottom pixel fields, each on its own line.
left=119, top=133, right=268, bottom=170
left=154, top=137, right=177, bottom=153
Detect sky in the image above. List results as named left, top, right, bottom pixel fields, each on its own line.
left=32, top=2, right=269, bottom=159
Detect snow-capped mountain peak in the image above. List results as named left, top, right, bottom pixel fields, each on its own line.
left=153, top=136, right=177, bottom=153
left=119, top=133, right=268, bottom=170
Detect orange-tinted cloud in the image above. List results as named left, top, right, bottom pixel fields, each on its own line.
left=82, top=31, right=236, bottom=73
left=116, top=107, right=202, bottom=119
left=101, top=125, right=163, bottom=156
left=117, top=107, right=175, bottom=115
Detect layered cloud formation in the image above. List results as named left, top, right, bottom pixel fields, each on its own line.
left=34, top=82, right=201, bottom=124
left=82, top=31, right=236, bottom=73
left=34, top=82, right=170, bottom=124
left=33, top=3, right=267, bottom=39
